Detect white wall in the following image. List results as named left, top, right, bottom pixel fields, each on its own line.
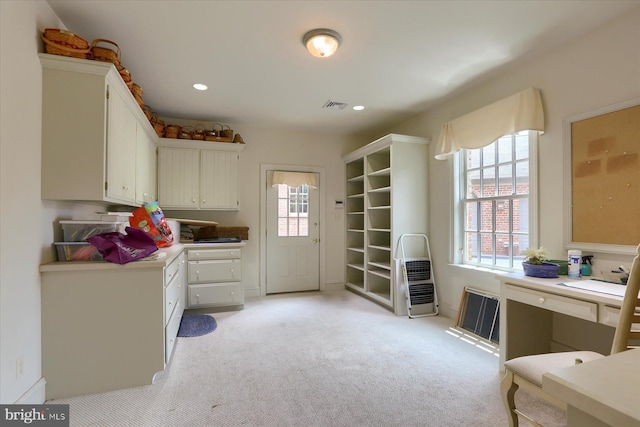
left=0, top=1, right=358, bottom=404
left=159, top=120, right=359, bottom=296
left=384, top=9, right=640, bottom=317
left=2, top=0, right=637, bottom=405
left=0, top=1, right=110, bottom=403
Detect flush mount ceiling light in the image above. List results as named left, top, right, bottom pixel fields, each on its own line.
left=193, top=83, right=208, bottom=91
left=303, top=28, right=341, bottom=58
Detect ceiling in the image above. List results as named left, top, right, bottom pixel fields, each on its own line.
left=46, top=0, right=639, bottom=136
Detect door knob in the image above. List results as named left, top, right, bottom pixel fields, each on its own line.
left=312, top=239, right=319, bottom=243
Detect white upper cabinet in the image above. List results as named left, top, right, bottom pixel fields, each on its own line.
left=200, top=150, right=239, bottom=210
left=157, top=139, right=244, bottom=210
left=157, top=147, right=200, bottom=208
left=40, top=53, right=157, bottom=206
left=136, top=123, right=157, bottom=205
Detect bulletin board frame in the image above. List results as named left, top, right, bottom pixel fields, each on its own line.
left=563, top=96, right=640, bottom=255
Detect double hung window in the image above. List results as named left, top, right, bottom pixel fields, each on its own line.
left=460, top=131, right=537, bottom=270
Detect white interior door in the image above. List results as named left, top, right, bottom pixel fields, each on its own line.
left=266, top=171, right=320, bottom=294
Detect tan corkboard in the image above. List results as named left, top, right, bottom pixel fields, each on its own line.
left=571, top=104, right=640, bottom=246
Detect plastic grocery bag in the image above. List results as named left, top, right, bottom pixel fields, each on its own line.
left=87, top=226, right=158, bottom=265
left=129, top=201, right=174, bottom=247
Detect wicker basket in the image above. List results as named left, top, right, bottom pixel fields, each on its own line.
left=217, top=226, right=249, bottom=240
left=142, top=105, right=153, bottom=121
left=90, top=39, right=121, bottom=65
left=42, top=28, right=91, bottom=59
left=131, top=83, right=143, bottom=99
left=197, top=226, right=249, bottom=241
left=206, top=123, right=232, bottom=142
left=204, top=129, right=218, bottom=141
left=178, top=126, right=194, bottom=140
left=220, top=124, right=234, bottom=139
left=164, top=125, right=181, bottom=139
left=193, top=124, right=206, bottom=140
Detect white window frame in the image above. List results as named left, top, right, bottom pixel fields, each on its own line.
left=453, top=131, right=539, bottom=271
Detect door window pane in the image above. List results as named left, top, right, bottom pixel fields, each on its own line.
left=277, top=184, right=310, bottom=237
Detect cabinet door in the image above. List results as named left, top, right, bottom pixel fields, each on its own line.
left=157, top=147, right=200, bottom=208
left=149, top=141, right=157, bottom=202
left=200, top=150, right=239, bottom=210
left=106, top=83, right=137, bottom=204
left=135, top=125, right=151, bottom=205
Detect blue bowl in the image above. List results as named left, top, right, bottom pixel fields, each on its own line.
left=523, top=262, right=560, bottom=278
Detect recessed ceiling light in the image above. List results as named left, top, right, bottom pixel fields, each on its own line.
left=353, top=105, right=365, bottom=111
left=193, top=83, right=208, bottom=91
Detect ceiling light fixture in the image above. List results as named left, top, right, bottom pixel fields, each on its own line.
left=303, top=28, right=341, bottom=58
left=353, top=105, right=365, bottom=111
left=193, top=83, right=208, bottom=91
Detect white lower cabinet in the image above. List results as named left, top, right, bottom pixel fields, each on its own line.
left=187, top=245, right=244, bottom=309
left=40, top=248, right=185, bottom=400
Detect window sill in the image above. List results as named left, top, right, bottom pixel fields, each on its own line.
left=447, top=263, right=520, bottom=277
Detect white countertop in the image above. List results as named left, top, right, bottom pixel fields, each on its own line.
left=40, top=241, right=246, bottom=272
left=542, top=348, right=640, bottom=426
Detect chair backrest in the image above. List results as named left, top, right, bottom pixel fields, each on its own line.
left=610, top=243, right=640, bottom=354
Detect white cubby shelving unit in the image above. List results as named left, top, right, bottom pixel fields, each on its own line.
left=343, top=133, right=430, bottom=315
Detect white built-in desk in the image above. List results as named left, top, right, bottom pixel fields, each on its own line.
left=542, top=348, right=640, bottom=427
left=498, top=273, right=624, bottom=370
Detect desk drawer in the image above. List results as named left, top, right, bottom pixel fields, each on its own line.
left=505, top=284, right=598, bottom=322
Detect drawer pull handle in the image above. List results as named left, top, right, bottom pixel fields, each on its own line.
left=539, top=298, right=545, bottom=304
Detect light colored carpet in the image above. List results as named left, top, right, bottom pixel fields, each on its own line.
left=49, top=289, right=565, bottom=426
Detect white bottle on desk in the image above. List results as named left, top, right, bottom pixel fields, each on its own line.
left=568, top=250, right=582, bottom=278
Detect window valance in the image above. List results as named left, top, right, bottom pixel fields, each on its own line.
left=271, top=171, right=318, bottom=188
left=434, top=87, right=544, bottom=160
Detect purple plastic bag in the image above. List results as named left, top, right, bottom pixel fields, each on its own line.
left=87, top=226, right=158, bottom=265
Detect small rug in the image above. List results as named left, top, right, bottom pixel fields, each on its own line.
left=177, top=314, right=217, bottom=337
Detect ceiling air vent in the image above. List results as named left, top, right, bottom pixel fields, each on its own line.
left=322, top=100, right=348, bottom=111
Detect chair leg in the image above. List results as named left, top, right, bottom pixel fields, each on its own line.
left=501, top=370, right=519, bottom=427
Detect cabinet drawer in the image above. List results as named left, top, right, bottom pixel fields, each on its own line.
left=165, top=271, right=182, bottom=326
left=504, top=284, right=598, bottom=322
left=188, top=259, right=241, bottom=283
left=165, top=299, right=182, bottom=364
left=188, top=248, right=241, bottom=261
left=165, top=253, right=184, bottom=285
left=188, top=283, right=243, bottom=307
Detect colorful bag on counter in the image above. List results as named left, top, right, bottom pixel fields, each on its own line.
left=87, top=227, right=158, bottom=265
left=129, top=201, right=174, bottom=247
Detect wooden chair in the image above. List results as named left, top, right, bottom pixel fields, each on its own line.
left=501, top=244, right=640, bottom=427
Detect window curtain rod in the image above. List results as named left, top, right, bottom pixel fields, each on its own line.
left=434, top=87, right=545, bottom=160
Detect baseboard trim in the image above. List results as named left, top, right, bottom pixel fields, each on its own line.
left=323, top=282, right=344, bottom=292
left=14, top=377, right=47, bottom=404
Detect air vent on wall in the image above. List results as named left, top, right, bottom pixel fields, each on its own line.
left=323, top=100, right=348, bottom=110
